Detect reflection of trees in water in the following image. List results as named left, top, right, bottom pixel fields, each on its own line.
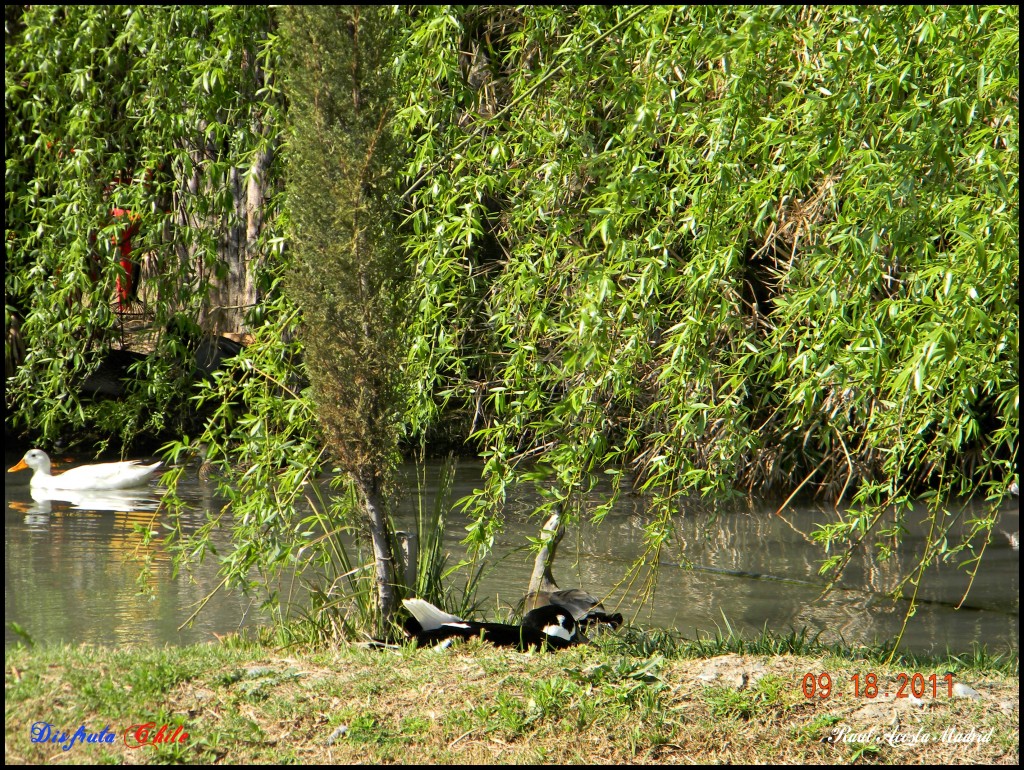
left=5, top=484, right=265, bottom=646
left=460, top=479, right=1017, bottom=651
left=7, top=459, right=1016, bottom=650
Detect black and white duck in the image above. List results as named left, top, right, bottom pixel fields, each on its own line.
left=523, top=586, right=623, bottom=628
left=523, top=578, right=624, bottom=630
left=401, top=598, right=580, bottom=651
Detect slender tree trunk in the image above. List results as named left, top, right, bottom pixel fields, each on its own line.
left=357, top=475, right=398, bottom=625
left=528, top=505, right=565, bottom=595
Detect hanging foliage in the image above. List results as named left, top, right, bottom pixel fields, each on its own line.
left=6, top=6, right=1018, bottom=646
left=5, top=5, right=286, bottom=450
left=394, top=5, right=1019, bottom=632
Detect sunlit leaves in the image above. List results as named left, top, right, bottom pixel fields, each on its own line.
left=394, top=5, right=1018, bottom=600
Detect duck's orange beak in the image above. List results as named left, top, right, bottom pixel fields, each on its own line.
left=8, top=458, right=29, bottom=473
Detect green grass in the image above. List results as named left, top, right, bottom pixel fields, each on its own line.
left=5, top=627, right=1017, bottom=764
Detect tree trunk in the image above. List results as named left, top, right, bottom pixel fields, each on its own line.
left=527, top=505, right=565, bottom=595
left=169, top=125, right=275, bottom=338
left=357, top=475, right=398, bottom=627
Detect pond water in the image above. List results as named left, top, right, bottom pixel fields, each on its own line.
left=5, top=450, right=1019, bottom=654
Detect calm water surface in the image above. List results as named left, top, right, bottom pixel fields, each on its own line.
left=5, top=451, right=1019, bottom=654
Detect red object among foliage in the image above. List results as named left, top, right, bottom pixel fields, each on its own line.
left=109, top=207, right=140, bottom=308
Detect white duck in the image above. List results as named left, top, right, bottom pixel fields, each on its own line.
left=8, top=448, right=162, bottom=491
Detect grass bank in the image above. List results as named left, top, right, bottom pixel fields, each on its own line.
left=5, top=632, right=1018, bottom=764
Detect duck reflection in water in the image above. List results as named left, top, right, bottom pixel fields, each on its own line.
left=25, top=486, right=161, bottom=515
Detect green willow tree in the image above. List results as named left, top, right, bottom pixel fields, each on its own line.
left=280, top=5, right=407, bottom=627
left=7, top=4, right=411, bottom=636
left=394, top=5, right=1018, bottom=637
left=7, top=5, right=1017, bottom=649
left=5, top=5, right=286, bottom=450
left=5, top=5, right=328, bottom=633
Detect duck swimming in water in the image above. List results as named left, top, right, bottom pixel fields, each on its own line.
left=402, top=598, right=580, bottom=651
left=8, top=448, right=162, bottom=491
